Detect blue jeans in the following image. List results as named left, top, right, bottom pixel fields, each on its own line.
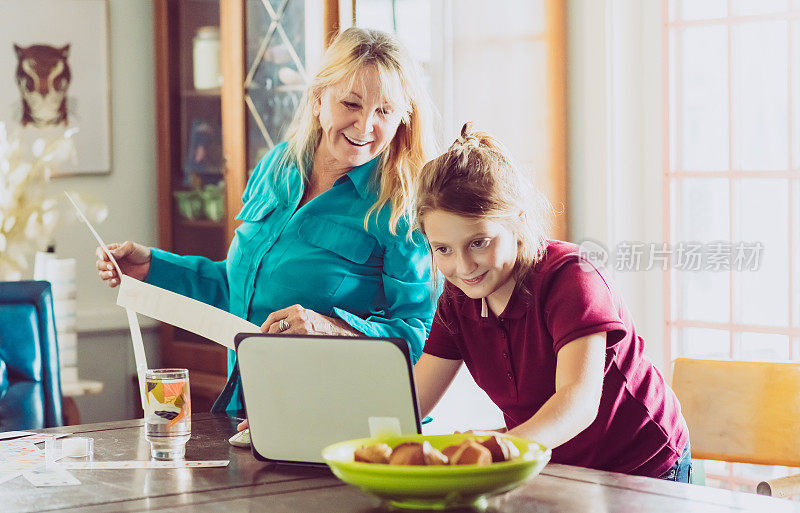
left=659, top=441, right=692, bottom=483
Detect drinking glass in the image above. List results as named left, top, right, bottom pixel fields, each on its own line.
left=144, top=368, right=191, bottom=460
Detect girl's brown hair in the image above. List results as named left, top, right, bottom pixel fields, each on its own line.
left=415, top=122, right=550, bottom=289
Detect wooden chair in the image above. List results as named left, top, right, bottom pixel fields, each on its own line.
left=672, top=358, right=800, bottom=498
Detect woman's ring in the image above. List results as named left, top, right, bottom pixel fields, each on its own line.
left=278, top=319, right=290, bottom=332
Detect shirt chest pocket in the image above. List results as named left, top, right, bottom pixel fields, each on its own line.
left=269, top=218, right=379, bottom=298
left=299, top=218, right=378, bottom=265
left=229, top=200, right=278, bottom=266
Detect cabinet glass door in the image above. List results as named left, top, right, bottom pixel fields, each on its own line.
left=245, top=0, right=322, bottom=170
left=173, top=1, right=226, bottom=260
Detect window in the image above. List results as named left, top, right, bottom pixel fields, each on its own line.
left=665, top=0, right=800, bottom=491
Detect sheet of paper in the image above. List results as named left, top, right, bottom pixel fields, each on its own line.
left=0, top=431, right=35, bottom=441
left=126, top=308, right=148, bottom=406
left=0, top=443, right=44, bottom=474
left=18, top=433, right=72, bottom=445
left=66, top=191, right=260, bottom=353
left=65, top=192, right=148, bottom=408
left=0, top=434, right=70, bottom=474
left=0, top=433, right=69, bottom=453
left=117, top=276, right=260, bottom=350
left=61, top=459, right=230, bottom=469
left=0, top=471, right=20, bottom=485
left=23, top=467, right=80, bottom=487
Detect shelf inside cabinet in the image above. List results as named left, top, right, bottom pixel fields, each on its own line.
left=163, top=338, right=228, bottom=375
left=177, top=217, right=225, bottom=229
left=181, top=88, right=222, bottom=98
left=274, top=84, right=306, bottom=93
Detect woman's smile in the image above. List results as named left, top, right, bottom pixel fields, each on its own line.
left=314, top=65, right=404, bottom=170
left=342, top=133, right=373, bottom=147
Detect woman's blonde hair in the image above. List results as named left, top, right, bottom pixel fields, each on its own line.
left=415, top=122, right=551, bottom=288
left=280, top=27, right=437, bottom=235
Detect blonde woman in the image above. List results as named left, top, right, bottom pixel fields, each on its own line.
left=96, top=28, right=438, bottom=416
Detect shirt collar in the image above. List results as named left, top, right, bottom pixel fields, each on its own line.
left=337, top=155, right=381, bottom=199
left=500, top=286, right=528, bottom=319
left=461, top=283, right=528, bottom=321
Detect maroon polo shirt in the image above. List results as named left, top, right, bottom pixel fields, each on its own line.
left=423, top=240, right=688, bottom=477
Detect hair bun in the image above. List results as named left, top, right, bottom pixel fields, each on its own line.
left=451, top=121, right=480, bottom=150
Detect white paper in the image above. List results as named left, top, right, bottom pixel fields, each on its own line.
left=61, top=460, right=230, bottom=469
left=65, top=192, right=147, bottom=408
left=126, top=308, right=148, bottom=406
left=0, top=431, right=35, bottom=441
left=66, top=191, right=261, bottom=352
left=0, top=471, right=20, bottom=485
left=22, top=467, right=80, bottom=487
left=116, top=276, right=259, bottom=350
left=64, top=192, right=121, bottom=276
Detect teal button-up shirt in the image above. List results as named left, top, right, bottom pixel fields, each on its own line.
left=146, top=142, right=435, bottom=412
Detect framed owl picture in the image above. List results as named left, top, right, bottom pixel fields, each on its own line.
left=0, top=0, right=111, bottom=176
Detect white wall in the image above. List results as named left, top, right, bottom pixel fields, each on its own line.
left=40, top=0, right=161, bottom=421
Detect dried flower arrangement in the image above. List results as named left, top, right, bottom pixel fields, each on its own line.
left=0, top=122, right=106, bottom=280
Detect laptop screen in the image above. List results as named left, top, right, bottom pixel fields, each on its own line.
left=236, top=333, right=421, bottom=464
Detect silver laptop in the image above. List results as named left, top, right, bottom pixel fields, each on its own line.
left=235, top=333, right=421, bottom=465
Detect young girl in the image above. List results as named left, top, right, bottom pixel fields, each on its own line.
left=413, top=123, right=691, bottom=482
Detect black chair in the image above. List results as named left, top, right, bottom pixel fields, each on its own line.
left=0, top=281, right=63, bottom=430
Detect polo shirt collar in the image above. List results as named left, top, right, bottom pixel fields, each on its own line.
left=462, top=282, right=528, bottom=321
left=500, top=286, right=528, bottom=319
left=338, top=155, right=381, bottom=199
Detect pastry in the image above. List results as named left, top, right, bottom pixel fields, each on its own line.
left=388, top=442, right=426, bottom=465
left=354, top=443, right=392, bottom=464
left=442, top=444, right=460, bottom=461
left=448, top=440, right=492, bottom=466
left=481, top=434, right=520, bottom=462
left=422, top=441, right=448, bottom=465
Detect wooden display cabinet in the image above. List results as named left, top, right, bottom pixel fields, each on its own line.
left=153, top=0, right=335, bottom=411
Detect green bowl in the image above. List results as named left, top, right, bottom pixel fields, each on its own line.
left=322, top=433, right=551, bottom=510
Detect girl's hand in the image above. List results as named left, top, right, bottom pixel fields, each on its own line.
left=237, top=418, right=249, bottom=432
left=95, top=241, right=152, bottom=287
left=454, top=429, right=508, bottom=436
left=261, top=304, right=361, bottom=336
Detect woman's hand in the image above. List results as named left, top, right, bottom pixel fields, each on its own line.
left=237, top=418, right=249, bottom=432
left=95, top=241, right=152, bottom=287
left=261, top=304, right=362, bottom=336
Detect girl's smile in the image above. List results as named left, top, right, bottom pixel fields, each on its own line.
left=423, top=210, right=519, bottom=315
left=460, top=271, right=487, bottom=285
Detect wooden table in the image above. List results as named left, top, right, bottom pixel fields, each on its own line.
left=4, top=413, right=799, bottom=513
